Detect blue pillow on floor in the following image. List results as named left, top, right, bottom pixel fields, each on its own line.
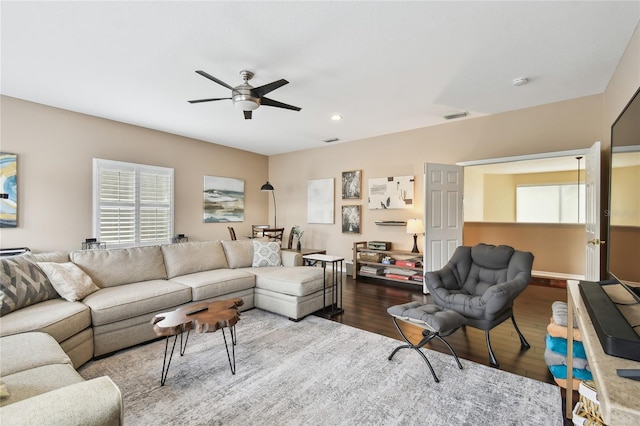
left=548, top=365, right=593, bottom=380
left=545, top=334, right=587, bottom=359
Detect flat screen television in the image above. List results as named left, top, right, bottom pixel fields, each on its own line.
left=608, top=86, right=640, bottom=298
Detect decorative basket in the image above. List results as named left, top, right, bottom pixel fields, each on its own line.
left=359, top=252, right=383, bottom=262
left=572, top=380, right=605, bottom=426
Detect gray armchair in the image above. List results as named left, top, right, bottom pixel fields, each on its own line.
left=424, top=243, right=534, bottom=367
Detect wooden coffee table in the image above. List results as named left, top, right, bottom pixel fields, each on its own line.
left=151, top=298, right=244, bottom=386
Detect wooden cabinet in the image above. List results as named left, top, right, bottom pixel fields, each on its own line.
left=352, top=241, right=423, bottom=288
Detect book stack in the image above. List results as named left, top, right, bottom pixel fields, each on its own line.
left=394, top=257, right=422, bottom=268
left=359, top=265, right=384, bottom=275
left=383, top=267, right=417, bottom=280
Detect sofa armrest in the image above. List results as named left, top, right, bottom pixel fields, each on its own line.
left=0, top=376, right=123, bottom=426
left=281, top=250, right=303, bottom=267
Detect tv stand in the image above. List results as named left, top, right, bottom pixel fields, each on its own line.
left=566, top=280, right=640, bottom=423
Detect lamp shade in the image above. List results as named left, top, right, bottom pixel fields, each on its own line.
left=406, top=218, right=424, bottom=234
left=260, top=181, right=274, bottom=191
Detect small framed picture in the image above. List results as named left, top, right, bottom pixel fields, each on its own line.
left=342, top=205, right=361, bottom=233
left=341, top=170, right=361, bottom=199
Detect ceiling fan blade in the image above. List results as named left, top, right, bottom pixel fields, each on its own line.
left=243, top=110, right=252, bottom=120
left=260, top=97, right=301, bottom=111
left=195, top=70, right=234, bottom=90
left=188, top=97, right=231, bottom=104
left=253, top=79, right=289, bottom=97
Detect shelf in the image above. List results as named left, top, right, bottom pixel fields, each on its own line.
left=374, top=221, right=406, bottom=226
left=358, top=260, right=422, bottom=272
left=353, top=241, right=424, bottom=291
left=357, top=272, right=423, bottom=286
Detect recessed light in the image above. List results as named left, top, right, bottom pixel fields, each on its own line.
left=512, top=77, right=529, bottom=86
left=331, top=114, right=342, bottom=121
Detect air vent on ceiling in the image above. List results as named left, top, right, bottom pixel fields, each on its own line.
left=323, top=138, right=340, bottom=143
left=444, top=111, right=469, bottom=120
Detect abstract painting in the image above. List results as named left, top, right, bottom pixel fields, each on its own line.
left=307, top=178, right=334, bottom=224
left=367, top=175, right=414, bottom=209
left=342, top=170, right=361, bottom=199
left=0, top=152, right=17, bottom=228
left=342, top=205, right=361, bottom=233
left=203, top=176, right=244, bottom=223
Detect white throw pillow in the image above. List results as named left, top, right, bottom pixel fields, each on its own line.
left=37, top=262, right=100, bottom=302
left=252, top=241, right=282, bottom=267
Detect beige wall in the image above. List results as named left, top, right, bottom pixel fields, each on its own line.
left=463, top=222, right=585, bottom=275
left=610, top=165, right=640, bottom=227
left=0, top=96, right=269, bottom=252
left=268, top=94, right=604, bottom=268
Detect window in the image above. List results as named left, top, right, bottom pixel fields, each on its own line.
left=93, top=159, right=174, bottom=247
left=516, top=184, right=585, bottom=223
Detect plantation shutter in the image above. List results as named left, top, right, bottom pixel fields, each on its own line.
left=94, top=159, right=174, bottom=247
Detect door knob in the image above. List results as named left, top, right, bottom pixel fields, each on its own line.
left=587, top=239, right=606, bottom=245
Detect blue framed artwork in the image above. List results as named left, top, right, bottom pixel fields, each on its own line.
left=0, top=152, right=17, bottom=228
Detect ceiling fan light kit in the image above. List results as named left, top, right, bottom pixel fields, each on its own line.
left=189, top=69, right=301, bottom=120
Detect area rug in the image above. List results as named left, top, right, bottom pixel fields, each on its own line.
left=79, top=309, right=562, bottom=425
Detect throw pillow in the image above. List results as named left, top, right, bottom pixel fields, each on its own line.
left=252, top=240, right=282, bottom=267
left=37, top=262, right=100, bottom=302
left=0, top=255, right=59, bottom=316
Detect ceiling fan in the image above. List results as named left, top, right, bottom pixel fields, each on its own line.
left=188, top=70, right=301, bottom=120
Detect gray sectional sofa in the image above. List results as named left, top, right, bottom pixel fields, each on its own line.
left=0, top=238, right=333, bottom=424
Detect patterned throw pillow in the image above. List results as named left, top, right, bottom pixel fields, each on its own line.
left=38, top=262, right=100, bottom=302
left=252, top=240, right=282, bottom=267
left=0, top=255, right=59, bottom=316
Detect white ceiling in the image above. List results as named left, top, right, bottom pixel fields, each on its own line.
left=2, top=1, right=639, bottom=156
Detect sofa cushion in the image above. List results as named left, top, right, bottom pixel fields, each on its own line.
left=222, top=239, right=255, bottom=269
left=161, top=241, right=229, bottom=279
left=71, top=246, right=167, bottom=288
left=24, top=251, right=71, bottom=263
left=0, top=299, right=91, bottom=344
left=0, top=364, right=84, bottom=407
left=0, top=332, right=72, bottom=377
left=1, top=256, right=59, bottom=316
left=169, top=269, right=255, bottom=301
left=252, top=240, right=282, bottom=267
left=37, top=262, right=100, bottom=302
left=250, top=267, right=327, bottom=297
left=81, top=279, right=191, bottom=326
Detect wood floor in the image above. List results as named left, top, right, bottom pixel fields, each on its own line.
left=325, top=276, right=576, bottom=422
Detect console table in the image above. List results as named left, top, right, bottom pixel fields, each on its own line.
left=566, top=280, right=640, bottom=423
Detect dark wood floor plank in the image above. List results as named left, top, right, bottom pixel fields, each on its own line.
left=327, top=276, right=576, bottom=422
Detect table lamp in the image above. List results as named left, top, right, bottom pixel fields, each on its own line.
left=406, top=218, right=424, bottom=253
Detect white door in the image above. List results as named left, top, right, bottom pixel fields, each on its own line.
left=585, top=141, right=602, bottom=281
left=423, top=163, right=464, bottom=293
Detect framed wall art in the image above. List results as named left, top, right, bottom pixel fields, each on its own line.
left=341, top=170, right=361, bottom=199
left=203, top=175, right=244, bottom=223
left=341, top=205, right=361, bottom=233
left=367, top=175, right=414, bottom=209
left=307, top=178, right=334, bottom=224
left=0, top=152, right=17, bottom=228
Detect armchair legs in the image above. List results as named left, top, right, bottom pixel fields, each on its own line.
left=485, top=314, right=531, bottom=368
left=511, top=314, right=531, bottom=349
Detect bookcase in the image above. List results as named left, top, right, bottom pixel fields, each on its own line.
left=352, top=241, right=423, bottom=288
